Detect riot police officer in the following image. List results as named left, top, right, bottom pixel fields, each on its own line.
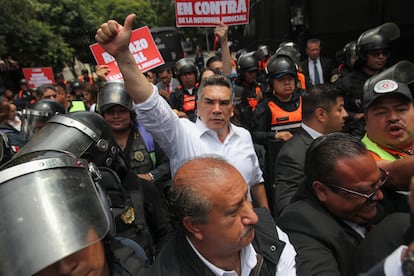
left=335, top=22, right=400, bottom=138
left=13, top=111, right=174, bottom=262
left=232, top=51, right=264, bottom=130
left=169, top=58, right=198, bottom=122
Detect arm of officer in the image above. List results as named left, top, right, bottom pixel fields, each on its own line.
left=95, top=14, right=153, bottom=104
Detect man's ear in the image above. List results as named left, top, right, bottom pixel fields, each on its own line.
left=183, top=216, right=203, bottom=240
left=314, top=107, right=326, bottom=123
left=312, top=180, right=329, bottom=203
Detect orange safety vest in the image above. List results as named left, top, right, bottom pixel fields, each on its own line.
left=183, top=94, right=196, bottom=112
left=247, top=86, right=263, bottom=110
left=268, top=97, right=302, bottom=132
left=297, top=72, right=306, bottom=91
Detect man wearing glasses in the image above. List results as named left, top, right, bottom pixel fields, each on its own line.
left=278, top=133, right=409, bottom=276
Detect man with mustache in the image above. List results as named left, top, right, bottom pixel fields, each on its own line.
left=362, top=79, right=414, bottom=214
left=151, top=156, right=296, bottom=275
left=95, top=14, right=269, bottom=210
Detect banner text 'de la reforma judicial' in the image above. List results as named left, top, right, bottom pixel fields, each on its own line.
left=175, top=0, right=249, bottom=27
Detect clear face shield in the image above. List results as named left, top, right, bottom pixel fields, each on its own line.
left=0, top=155, right=109, bottom=275
left=364, top=60, right=414, bottom=93
left=16, top=115, right=100, bottom=159
left=20, top=109, right=55, bottom=141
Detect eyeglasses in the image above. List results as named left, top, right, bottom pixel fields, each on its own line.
left=322, top=168, right=389, bottom=202
left=367, top=49, right=389, bottom=58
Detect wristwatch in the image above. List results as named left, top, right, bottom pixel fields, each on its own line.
left=148, top=172, right=155, bottom=182
left=403, top=249, right=414, bottom=276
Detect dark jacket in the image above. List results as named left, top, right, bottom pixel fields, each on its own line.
left=151, top=208, right=286, bottom=276
left=300, top=57, right=335, bottom=85
left=273, top=127, right=313, bottom=217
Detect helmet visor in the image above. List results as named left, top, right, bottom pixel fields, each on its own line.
left=0, top=157, right=109, bottom=275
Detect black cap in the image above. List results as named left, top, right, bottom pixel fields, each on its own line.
left=364, top=79, right=412, bottom=109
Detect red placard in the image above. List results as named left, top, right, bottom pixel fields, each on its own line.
left=90, top=26, right=165, bottom=81
left=175, top=0, right=249, bottom=27
left=22, top=67, right=55, bottom=89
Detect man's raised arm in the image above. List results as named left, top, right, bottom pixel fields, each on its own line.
left=95, top=14, right=153, bottom=104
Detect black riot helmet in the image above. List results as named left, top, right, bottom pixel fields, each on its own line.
left=96, top=80, right=133, bottom=115
left=256, top=45, right=272, bottom=61
left=266, top=55, right=297, bottom=79
left=15, top=111, right=119, bottom=168
left=275, top=45, right=301, bottom=66
left=343, top=41, right=357, bottom=68
left=356, top=22, right=400, bottom=64
left=21, top=99, right=66, bottom=141
left=235, top=48, right=248, bottom=61
left=237, top=51, right=259, bottom=72
left=363, top=60, right=414, bottom=95
left=175, top=58, right=198, bottom=78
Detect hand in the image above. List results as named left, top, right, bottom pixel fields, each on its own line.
left=137, top=173, right=153, bottom=182
left=95, top=14, right=136, bottom=58
left=214, top=22, right=228, bottom=44
left=275, top=131, right=293, bottom=141
left=95, top=65, right=110, bottom=81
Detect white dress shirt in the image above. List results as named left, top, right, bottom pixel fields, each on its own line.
left=308, top=57, right=324, bottom=84
left=186, top=225, right=297, bottom=276
left=134, top=85, right=264, bottom=189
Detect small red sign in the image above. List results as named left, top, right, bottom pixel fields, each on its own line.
left=22, top=67, right=55, bottom=89
left=90, top=26, right=165, bottom=81
left=175, top=0, right=249, bottom=27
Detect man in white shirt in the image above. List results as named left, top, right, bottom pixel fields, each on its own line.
left=95, top=14, right=269, bottom=209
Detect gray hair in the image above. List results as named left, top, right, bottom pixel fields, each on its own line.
left=197, top=74, right=235, bottom=103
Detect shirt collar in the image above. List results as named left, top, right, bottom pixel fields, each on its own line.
left=301, top=123, right=323, bottom=139
left=195, top=118, right=236, bottom=141
left=186, top=236, right=257, bottom=276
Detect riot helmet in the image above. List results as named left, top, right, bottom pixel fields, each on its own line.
left=96, top=80, right=133, bottom=115
left=343, top=41, right=357, bottom=68
left=235, top=48, right=248, bottom=61
left=0, top=151, right=109, bottom=275
left=356, top=22, right=400, bottom=63
left=237, top=51, right=259, bottom=72
left=363, top=60, right=414, bottom=94
left=20, top=99, right=66, bottom=141
left=175, top=58, right=198, bottom=77
left=279, top=41, right=299, bottom=52
left=275, top=45, right=301, bottom=66
left=15, top=111, right=118, bottom=168
left=256, top=45, right=272, bottom=61
left=266, top=55, right=297, bottom=79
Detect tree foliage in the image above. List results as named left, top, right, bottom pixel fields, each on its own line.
left=0, top=0, right=195, bottom=78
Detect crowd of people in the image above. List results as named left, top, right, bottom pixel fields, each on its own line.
left=0, top=13, right=414, bottom=276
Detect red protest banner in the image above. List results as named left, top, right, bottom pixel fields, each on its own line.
left=89, top=26, right=165, bottom=81
left=175, top=0, right=249, bottom=27
left=22, top=67, right=55, bottom=89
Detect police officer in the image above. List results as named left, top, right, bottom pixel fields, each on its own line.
left=97, top=81, right=171, bottom=194
left=331, top=41, right=358, bottom=85
left=169, top=58, right=198, bottom=122
left=256, top=44, right=272, bottom=84
left=14, top=111, right=174, bottom=262
left=68, top=81, right=87, bottom=112
left=253, top=55, right=303, bottom=144
left=13, top=78, right=36, bottom=111
left=275, top=44, right=307, bottom=91
left=0, top=150, right=149, bottom=275
left=335, top=22, right=400, bottom=138
left=232, top=51, right=264, bottom=130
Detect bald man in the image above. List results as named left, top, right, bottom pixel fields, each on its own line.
left=151, top=156, right=296, bottom=275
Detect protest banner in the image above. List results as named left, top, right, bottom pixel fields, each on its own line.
left=90, top=26, right=165, bottom=81
left=22, top=67, right=55, bottom=89
left=175, top=0, right=249, bottom=27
